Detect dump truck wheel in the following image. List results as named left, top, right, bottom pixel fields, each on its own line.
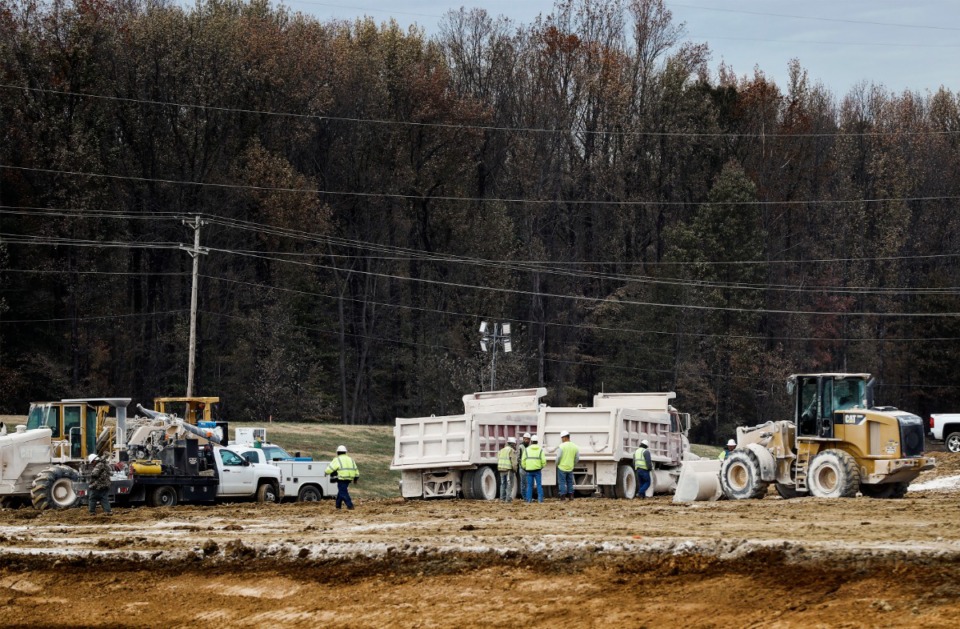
left=31, top=465, right=80, bottom=510
left=151, top=486, right=178, bottom=507
left=256, top=482, right=279, bottom=504
left=775, top=483, right=802, bottom=499
left=601, top=485, right=616, bottom=498
left=472, top=466, right=498, bottom=500
left=461, top=471, right=476, bottom=499
left=808, top=450, right=860, bottom=498
left=946, top=432, right=960, bottom=453
left=720, top=451, right=769, bottom=500
left=614, top=463, right=637, bottom=499
left=298, top=485, right=322, bottom=502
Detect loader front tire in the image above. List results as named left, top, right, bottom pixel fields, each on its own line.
left=808, top=450, right=860, bottom=498
left=31, top=465, right=80, bottom=510
left=720, top=450, right=769, bottom=500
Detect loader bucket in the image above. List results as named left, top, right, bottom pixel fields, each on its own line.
left=673, top=459, right=723, bottom=502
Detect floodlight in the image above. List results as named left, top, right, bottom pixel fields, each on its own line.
left=479, top=321, right=488, bottom=334
left=480, top=340, right=488, bottom=352
left=502, top=323, right=511, bottom=335
left=503, top=340, right=512, bottom=353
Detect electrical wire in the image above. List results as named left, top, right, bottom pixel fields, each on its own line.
left=0, top=309, right=188, bottom=324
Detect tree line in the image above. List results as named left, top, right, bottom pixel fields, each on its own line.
left=2, top=0, right=960, bottom=443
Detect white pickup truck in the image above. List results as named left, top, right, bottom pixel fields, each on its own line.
left=928, top=413, right=960, bottom=452
left=232, top=444, right=336, bottom=502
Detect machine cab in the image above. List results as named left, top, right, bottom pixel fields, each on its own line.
left=789, top=373, right=873, bottom=439
left=26, top=399, right=117, bottom=459
left=153, top=396, right=219, bottom=425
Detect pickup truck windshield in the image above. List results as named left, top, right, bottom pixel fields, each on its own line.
left=261, top=446, right=292, bottom=461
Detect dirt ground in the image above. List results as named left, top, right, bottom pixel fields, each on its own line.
left=3, top=455, right=960, bottom=627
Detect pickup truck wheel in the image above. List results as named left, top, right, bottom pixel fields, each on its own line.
left=31, top=465, right=80, bottom=510
left=807, top=450, right=860, bottom=498
left=298, top=485, right=322, bottom=502
left=945, top=432, right=960, bottom=453
left=151, top=486, right=178, bottom=507
left=256, top=482, right=279, bottom=504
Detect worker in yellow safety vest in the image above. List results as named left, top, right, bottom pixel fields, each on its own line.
left=497, top=437, right=518, bottom=502
left=634, top=439, right=652, bottom=499
left=718, top=439, right=736, bottom=461
left=521, top=435, right=547, bottom=503
left=556, top=431, right=580, bottom=501
left=517, top=433, right=532, bottom=499
left=325, top=445, right=359, bottom=510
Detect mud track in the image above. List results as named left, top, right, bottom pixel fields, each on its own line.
left=2, top=454, right=960, bottom=627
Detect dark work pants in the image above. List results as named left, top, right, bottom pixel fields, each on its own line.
left=336, top=480, right=354, bottom=509
left=88, top=488, right=112, bottom=514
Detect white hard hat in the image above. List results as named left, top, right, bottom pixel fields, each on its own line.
left=87, top=453, right=99, bottom=463
left=560, top=430, right=570, bottom=438
left=507, top=437, right=517, bottom=444
left=531, top=434, right=539, bottom=442
left=727, top=439, right=736, bottom=447
left=640, top=439, right=650, bottom=447
left=336, top=445, right=347, bottom=454
left=522, top=432, right=531, bottom=439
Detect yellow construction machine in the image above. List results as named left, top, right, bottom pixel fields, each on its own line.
left=675, top=373, right=935, bottom=501
left=153, top=396, right=219, bottom=425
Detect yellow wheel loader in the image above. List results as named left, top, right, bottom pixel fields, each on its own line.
left=675, top=373, right=935, bottom=501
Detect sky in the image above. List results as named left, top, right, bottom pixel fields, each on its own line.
left=279, top=0, right=960, bottom=97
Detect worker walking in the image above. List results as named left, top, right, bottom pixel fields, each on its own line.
left=718, top=439, right=736, bottom=461
left=325, top=445, right=359, bottom=510
left=498, top=437, right=517, bottom=502
left=556, top=430, right=580, bottom=501
left=522, top=434, right=546, bottom=503
left=86, top=453, right=113, bottom=516
left=634, top=439, right=652, bottom=500
left=518, top=433, right=532, bottom=500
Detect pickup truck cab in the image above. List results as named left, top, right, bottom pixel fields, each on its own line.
left=232, top=444, right=336, bottom=502
left=929, top=414, right=960, bottom=453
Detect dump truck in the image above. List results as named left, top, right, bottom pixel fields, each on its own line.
left=392, top=388, right=694, bottom=500
left=674, top=373, right=935, bottom=502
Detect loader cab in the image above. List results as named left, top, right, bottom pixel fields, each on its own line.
left=154, top=396, right=219, bottom=425
left=790, top=373, right=872, bottom=440
left=26, top=400, right=111, bottom=459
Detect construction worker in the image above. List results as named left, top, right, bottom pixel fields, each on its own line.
left=324, top=445, right=359, bottom=510
left=521, top=434, right=546, bottom=503
left=498, top=437, right=517, bottom=502
left=718, top=439, right=736, bottom=461
left=518, top=433, right=532, bottom=500
left=86, top=453, right=113, bottom=516
left=556, top=430, right=580, bottom=501
left=634, top=439, right=652, bottom=500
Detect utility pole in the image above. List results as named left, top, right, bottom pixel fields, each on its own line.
left=180, top=216, right=208, bottom=397
left=479, top=321, right=512, bottom=391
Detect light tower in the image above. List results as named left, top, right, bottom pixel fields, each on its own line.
left=479, top=321, right=512, bottom=391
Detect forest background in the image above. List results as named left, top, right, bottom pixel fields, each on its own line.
left=2, top=0, right=960, bottom=444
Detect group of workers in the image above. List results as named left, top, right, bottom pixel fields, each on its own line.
left=496, top=432, right=659, bottom=503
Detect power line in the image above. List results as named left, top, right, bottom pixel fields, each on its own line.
left=671, top=3, right=960, bottom=32
left=691, top=34, right=960, bottom=49
left=0, top=309, right=188, bottom=324
left=200, top=272, right=960, bottom=344
left=3, top=82, right=958, bottom=139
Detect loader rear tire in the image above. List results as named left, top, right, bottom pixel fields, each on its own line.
left=150, top=485, right=178, bottom=507
left=472, top=466, right=498, bottom=501
left=775, top=483, right=802, bottom=499
left=614, top=464, right=637, bottom=499
left=808, top=450, right=860, bottom=498
left=720, top=450, right=769, bottom=500
left=31, top=465, right=80, bottom=510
